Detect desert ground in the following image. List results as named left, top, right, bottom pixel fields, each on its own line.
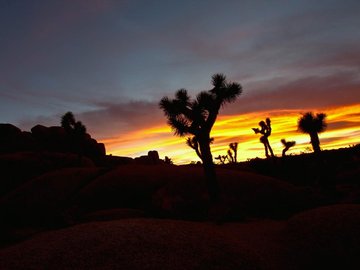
left=0, top=142, right=359, bottom=269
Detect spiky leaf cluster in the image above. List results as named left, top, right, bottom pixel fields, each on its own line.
left=281, top=139, right=296, bottom=148
left=159, top=74, right=242, bottom=137
left=298, top=112, right=327, bottom=134
left=229, top=142, right=238, bottom=152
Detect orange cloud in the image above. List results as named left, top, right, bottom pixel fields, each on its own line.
left=102, top=103, right=360, bottom=164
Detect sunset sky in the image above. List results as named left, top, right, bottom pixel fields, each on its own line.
left=1, top=0, right=359, bottom=164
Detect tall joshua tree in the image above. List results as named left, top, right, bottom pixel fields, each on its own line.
left=298, top=112, right=327, bottom=153
left=252, top=118, right=274, bottom=158
left=159, top=74, right=242, bottom=202
left=229, top=142, right=238, bottom=163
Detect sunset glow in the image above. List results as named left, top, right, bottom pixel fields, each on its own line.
left=1, top=1, right=359, bottom=163
left=102, top=103, right=360, bottom=164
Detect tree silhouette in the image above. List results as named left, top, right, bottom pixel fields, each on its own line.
left=61, top=112, right=87, bottom=136
left=186, top=136, right=202, bottom=160
left=74, top=121, right=87, bottom=135
left=215, top=155, right=228, bottom=164
left=60, top=112, right=87, bottom=159
left=228, top=142, right=238, bottom=163
left=61, top=112, right=76, bottom=133
left=298, top=112, right=327, bottom=153
left=159, top=74, right=242, bottom=202
left=281, top=139, right=296, bottom=157
left=164, top=156, right=173, bottom=164
left=252, top=118, right=274, bottom=158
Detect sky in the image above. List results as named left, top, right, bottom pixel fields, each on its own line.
left=1, top=0, right=360, bottom=163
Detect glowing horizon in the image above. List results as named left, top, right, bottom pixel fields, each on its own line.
left=101, top=103, right=360, bottom=164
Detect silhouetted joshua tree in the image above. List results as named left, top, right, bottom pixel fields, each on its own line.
left=186, top=136, right=214, bottom=160
left=164, top=156, right=173, bottom=164
left=228, top=142, right=238, bottom=163
left=159, top=74, right=242, bottom=202
left=61, top=111, right=87, bottom=136
left=215, top=155, right=228, bottom=164
left=186, top=136, right=202, bottom=160
left=298, top=112, right=327, bottom=153
left=61, top=112, right=76, bottom=133
left=74, top=121, right=87, bottom=136
left=60, top=111, right=87, bottom=158
left=252, top=117, right=274, bottom=158
left=281, top=139, right=296, bottom=157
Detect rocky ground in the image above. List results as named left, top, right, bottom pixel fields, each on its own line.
left=0, top=130, right=359, bottom=269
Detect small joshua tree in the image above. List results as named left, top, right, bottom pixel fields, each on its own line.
left=164, top=156, right=173, bottom=164
left=298, top=112, right=327, bottom=153
left=228, top=142, right=238, bottom=163
left=281, top=139, right=296, bottom=157
left=61, top=111, right=87, bottom=136
left=61, top=112, right=76, bottom=133
left=60, top=111, right=87, bottom=159
left=159, top=74, right=242, bottom=202
left=215, top=155, right=228, bottom=164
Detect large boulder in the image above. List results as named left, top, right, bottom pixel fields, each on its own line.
left=0, top=123, right=105, bottom=160
left=0, top=152, right=94, bottom=197
left=75, top=165, right=176, bottom=214
left=76, top=164, right=311, bottom=221
left=153, top=167, right=313, bottom=220
left=0, top=124, right=38, bottom=153
left=17, top=131, right=38, bottom=151
left=30, top=124, right=50, bottom=140
left=82, top=138, right=106, bottom=159
left=285, top=204, right=360, bottom=270
left=0, top=167, right=102, bottom=227
left=219, top=169, right=314, bottom=219
left=135, top=150, right=161, bottom=165
left=31, top=125, right=70, bottom=152
left=0, top=124, right=23, bottom=153
left=30, top=125, right=106, bottom=159
left=97, top=155, right=134, bottom=167
left=0, top=123, right=21, bottom=137
left=0, top=219, right=262, bottom=270
left=151, top=167, right=209, bottom=219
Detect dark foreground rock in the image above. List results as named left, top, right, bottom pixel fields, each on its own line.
left=0, top=219, right=261, bottom=270
left=285, top=204, right=360, bottom=270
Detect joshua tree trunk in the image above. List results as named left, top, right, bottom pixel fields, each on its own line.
left=267, top=141, right=274, bottom=157
left=198, top=136, right=219, bottom=203
left=194, top=145, right=202, bottom=161
left=310, top=132, right=321, bottom=153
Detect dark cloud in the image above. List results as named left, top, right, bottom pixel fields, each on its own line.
left=223, top=70, right=360, bottom=115
left=2, top=0, right=360, bottom=141
left=327, top=120, right=360, bottom=131
left=18, top=68, right=360, bottom=142
left=320, top=136, right=353, bottom=145
left=80, top=101, right=164, bottom=138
